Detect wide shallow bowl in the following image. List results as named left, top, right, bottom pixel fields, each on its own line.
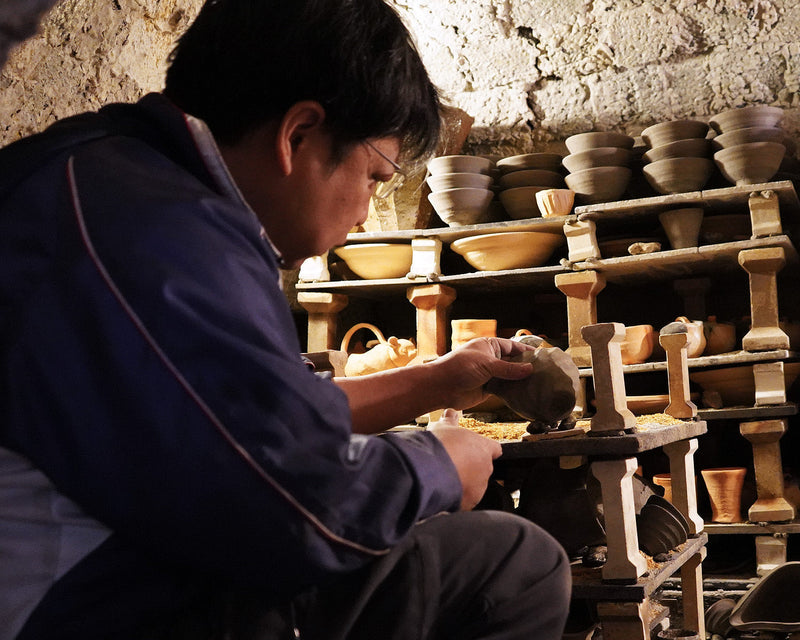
left=498, top=169, right=564, bottom=190
left=711, top=125, right=795, bottom=155
left=498, top=186, right=551, bottom=219
left=450, top=231, right=564, bottom=271
left=427, top=187, right=494, bottom=227
left=641, top=119, right=710, bottom=148
left=564, top=166, right=632, bottom=204
left=700, top=213, right=752, bottom=243
left=562, top=146, right=632, bottom=173
left=334, top=243, right=412, bottom=279
left=642, top=138, right=712, bottom=163
left=495, top=152, right=564, bottom=174
left=427, top=155, right=494, bottom=176
left=690, top=362, right=800, bottom=406
left=426, top=172, right=493, bottom=192
left=565, top=131, right=635, bottom=154
left=729, top=561, right=800, bottom=631
left=710, top=105, right=784, bottom=133
left=714, top=141, right=786, bottom=186
left=642, top=157, right=714, bottom=194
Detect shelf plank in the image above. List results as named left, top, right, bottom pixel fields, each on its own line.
left=703, top=519, right=800, bottom=534
left=571, top=533, right=708, bottom=601
left=499, top=420, right=707, bottom=458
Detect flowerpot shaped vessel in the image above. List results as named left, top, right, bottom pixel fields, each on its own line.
left=658, top=207, right=704, bottom=249
left=535, top=188, right=575, bottom=217
left=701, top=467, right=747, bottom=523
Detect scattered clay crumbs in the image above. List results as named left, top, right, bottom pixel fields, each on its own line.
left=462, top=413, right=684, bottom=441
left=459, top=416, right=529, bottom=441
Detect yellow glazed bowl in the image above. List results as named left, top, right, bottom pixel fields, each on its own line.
left=451, top=231, right=564, bottom=271
left=334, top=243, right=412, bottom=279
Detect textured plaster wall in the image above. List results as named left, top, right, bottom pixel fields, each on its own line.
left=2, top=0, right=799, bottom=153
left=0, top=0, right=202, bottom=144
left=395, top=0, right=800, bottom=155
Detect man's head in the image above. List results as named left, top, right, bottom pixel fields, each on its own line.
left=164, top=0, right=441, bottom=267
left=164, top=0, right=441, bottom=163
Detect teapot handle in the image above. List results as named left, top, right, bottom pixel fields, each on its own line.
left=340, top=323, right=387, bottom=353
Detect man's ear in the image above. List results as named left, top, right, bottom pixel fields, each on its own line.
left=275, top=101, right=327, bottom=176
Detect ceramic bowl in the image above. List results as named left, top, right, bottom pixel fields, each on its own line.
left=700, top=213, right=752, bottom=243
left=497, top=169, right=564, bottom=190
left=710, top=105, right=784, bottom=133
left=641, top=119, right=710, bottom=148
left=535, top=188, right=575, bottom=217
left=620, top=324, right=655, bottom=365
left=714, top=141, right=786, bottom=186
left=427, top=187, right=494, bottom=227
left=427, top=155, right=494, bottom=176
left=690, top=362, right=800, bottom=406
left=495, top=152, right=563, bottom=174
left=711, top=125, right=796, bottom=155
left=565, top=131, right=635, bottom=154
left=498, top=186, right=550, bottom=219
left=642, top=138, right=712, bottom=163
left=426, top=172, right=493, bottom=192
left=642, top=157, right=714, bottom=194
left=450, top=231, right=564, bottom=271
left=564, top=166, right=632, bottom=204
left=561, top=146, right=632, bottom=173
left=333, top=243, right=413, bottom=279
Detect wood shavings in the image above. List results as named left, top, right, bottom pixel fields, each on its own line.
left=575, top=413, right=684, bottom=432
left=459, top=416, right=529, bottom=441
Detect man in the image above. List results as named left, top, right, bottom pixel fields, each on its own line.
left=0, top=0, right=571, bottom=638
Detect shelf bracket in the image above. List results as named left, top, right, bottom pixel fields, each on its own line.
left=748, top=189, right=783, bottom=237
left=739, top=247, right=790, bottom=351
left=556, top=270, right=606, bottom=367
left=740, top=418, right=796, bottom=522
left=407, top=284, right=456, bottom=363
left=297, top=291, right=349, bottom=352
left=663, top=438, right=704, bottom=535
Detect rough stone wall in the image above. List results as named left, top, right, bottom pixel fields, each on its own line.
left=0, top=0, right=202, bottom=145
left=2, top=0, right=799, bottom=153
left=394, top=0, right=800, bottom=155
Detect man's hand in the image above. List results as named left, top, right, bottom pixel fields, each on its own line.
left=428, top=408, right=502, bottom=511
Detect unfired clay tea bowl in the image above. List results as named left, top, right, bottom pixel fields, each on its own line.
left=564, top=166, right=631, bottom=204
left=565, top=131, right=635, bottom=154
left=561, top=146, right=632, bottom=173
left=428, top=187, right=494, bottom=227
left=641, top=119, right=709, bottom=148
left=427, top=155, right=494, bottom=176
left=642, top=157, right=713, bottom=194
left=495, top=152, right=563, bottom=174
left=709, top=105, right=784, bottom=133
left=426, top=172, right=493, bottom=192
left=713, top=141, right=785, bottom=186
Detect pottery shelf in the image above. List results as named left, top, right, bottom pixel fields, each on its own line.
left=296, top=181, right=800, bottom=639
left=704, top=520, right=800, bottom=534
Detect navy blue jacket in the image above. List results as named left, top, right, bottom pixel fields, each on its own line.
left=0, top=94, right=461, bottom=638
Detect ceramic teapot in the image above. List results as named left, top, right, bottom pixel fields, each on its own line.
left=664, top=316, right=706, bottom=357
left=340, top=323, right=417, bottom=377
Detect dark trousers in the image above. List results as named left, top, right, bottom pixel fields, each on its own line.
left=160, top=510, right=571, bottom=640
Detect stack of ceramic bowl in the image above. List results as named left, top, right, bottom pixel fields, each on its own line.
left=426, top=155, right=495, bottom=227
left=640, top=119, right=714, bottom=194
left=563, top=132, right=634, bottom=204
left=494, top=153, right=566, bottom=219
left=709, top=105, right=789, bottom=186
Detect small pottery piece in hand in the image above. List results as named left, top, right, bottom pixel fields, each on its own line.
left=485, top=346, right=580, bottom=428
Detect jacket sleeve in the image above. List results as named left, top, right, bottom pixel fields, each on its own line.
left=3, top=140, right=462, bottom=595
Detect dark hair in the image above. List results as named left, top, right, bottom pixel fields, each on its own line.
left=164, top=0, right=441, bottom=161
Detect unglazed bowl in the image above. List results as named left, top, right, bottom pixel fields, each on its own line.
left=711, top=125, right=795, bottom=156
left=450, top=231, right=564, bottom=271
left=642, top=138, right=711, bottom=163
left=713, top=141, right=785, bottom=186
left=428, top=187, right=494, bottom=227
left=709, top=104, right=784, bottom=133
left=562, top=146, right=632, bottom=173
left=334, top=243, right=413, bottom=279
left=564, top=165, right=632, bottom=204
left=565, top=131, right=635, bottom=154
left=426, top=172, right=493, bottom=192
left=495, top=152, right=564, bottom=174
left=641, top=119, right=710, bottom=148
left=498, top=186, right=550, bottom=219
left=497, top=169, right=564, bottom=190
left=427, top=155, right=494, bottom=176
left=642, top=157, right=714, bottom=194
